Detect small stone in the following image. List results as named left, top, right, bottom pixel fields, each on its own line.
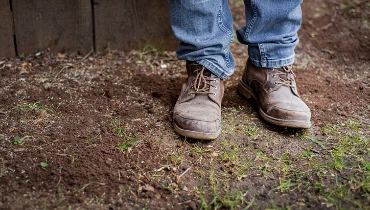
left=189, top=201, right=197, bottom=210
left=338, top=111, right=348, bottom=117
left=254, top=136, right=262, bottom=141
left=105, top=159, right=112, bottom=166
left=142, top=184, right=155, bottom=192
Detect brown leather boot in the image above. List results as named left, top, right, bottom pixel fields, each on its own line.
left=173, top=62, right=224, bottom=140
left=238, top=59, right=311, bottom=128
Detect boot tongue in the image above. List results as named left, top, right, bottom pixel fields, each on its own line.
left=201, top=69, right=212, bottom=77
left=279, top=72, right=288, bottom=80
left=277, top=67, right=300, bottom=97
left=276, top=68, right=289, bottom=80
left=276, top=66, right=296, bottom=83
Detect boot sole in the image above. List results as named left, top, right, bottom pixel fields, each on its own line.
left=173, top=123, right=220, bottom=140
left=237, top=79, right=311, bottom=129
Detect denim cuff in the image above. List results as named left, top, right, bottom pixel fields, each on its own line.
left=198, top=59, right=231, bottom=80
left=249, top=55, right=296, bottom=68
left=247, top=43, right=296, bottom=68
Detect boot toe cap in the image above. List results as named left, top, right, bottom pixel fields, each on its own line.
left=262, top=102, right=311, bottom=128
left=173, top=113, right=221, bottom=134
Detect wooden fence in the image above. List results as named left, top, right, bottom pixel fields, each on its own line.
left=0, top=0, right=178, bottom=58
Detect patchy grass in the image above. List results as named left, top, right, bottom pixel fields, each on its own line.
left=180, top=111, right=370, bottom=209
left=111, top=118, right=141, bottom=152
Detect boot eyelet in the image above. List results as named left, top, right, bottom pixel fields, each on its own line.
left=214, top=87, right=217, bottom=89
left=213, top=93, right=216, bottom=96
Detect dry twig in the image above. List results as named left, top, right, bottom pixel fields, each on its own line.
left=52, top=48, right=94, bottom=82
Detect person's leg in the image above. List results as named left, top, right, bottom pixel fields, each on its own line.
left=169, top=0, right=234, bottom=140
left=237, top=0, right=312, bottom=128
left=237, top=0, right=302, bottom=68
left=169, top=0, right=234, bottom=79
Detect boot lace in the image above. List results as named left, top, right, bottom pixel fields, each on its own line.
left=189, top=64, right=217, bottom=95
left=273, top=65, right=296, bottom=87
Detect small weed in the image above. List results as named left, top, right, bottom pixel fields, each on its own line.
left=196, top=182, right=209, bottom=210
left=187, top=147, right=213, bottom=156
left=299, top=135, right=326, bottom=149
left=141, top=40, right=164, bottom=55
left=330, top=149, right=346, bottom=171
left=196, top=177, right=248, bottom=210
left=170, top=155, right=183, bottom=165
left=14, top=101, right=43, bottom=112
left=298, top=149, right=318, bottom=161
left=244, top=122, right=258, bottom=136
left=322, top=123, right=340, bottom=134
left=220, top=140, right=228, bottom=147
left=40, top=162, right=48, bottom=168
left=211, top=187, right=246, bottom=209
left=116, top=135, right=139, bottom=153
left=279, top=152, right=293, bottom=176
left=194, top=170, right=204, bottom=176
left=339, top=2, right=355, bottom=10
left=10, top=136, right=33, bottom=146
left=270, top=179, right=299, bottom=193
left=218, top=150, right=238, bottom=164
left=12, top=136, right=21, bottom=146
left=344, top=120, right=362, bottom=130
left=13, top=101, right=52, bottom=124
left=360, top=160, right=370, bottom=171
left=254, top=152, right=271, bottom=169
left=132, top=40, right=164, bottom=64
left=111, top=118, right=125, bottom=138
left=111, top=118, right=141, bottom=152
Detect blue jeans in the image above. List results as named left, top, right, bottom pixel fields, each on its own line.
left=169, top=0, right=302, bottom=79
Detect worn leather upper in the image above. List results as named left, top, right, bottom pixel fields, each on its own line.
left=242, top=59, right=311, bottom=123
left=173, top=62, right=224, bottom=134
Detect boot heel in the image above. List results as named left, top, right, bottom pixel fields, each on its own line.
left=237, top=83, right=252, bottom=99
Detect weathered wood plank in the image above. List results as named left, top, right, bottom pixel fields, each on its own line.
left=0, top=0, right=16, bottom=58
left=12, top=0, right=93, bottom=55
left=94, top=0, right=178, bottom=52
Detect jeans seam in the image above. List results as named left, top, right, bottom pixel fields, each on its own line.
left=258, top=43, right=266, bottom=65
left=244, top=0, right=257, bottom=40
left=217, top=6, right=233, bottom=69
left=217, top=7, right=233, bottom=43
left=223, top=48, right=232, bottom=68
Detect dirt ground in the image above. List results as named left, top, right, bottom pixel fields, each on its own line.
left=0, top=0, right=369, bottom=209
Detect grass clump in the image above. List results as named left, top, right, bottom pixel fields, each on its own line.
left=111, top=118, right=141, bottom=152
